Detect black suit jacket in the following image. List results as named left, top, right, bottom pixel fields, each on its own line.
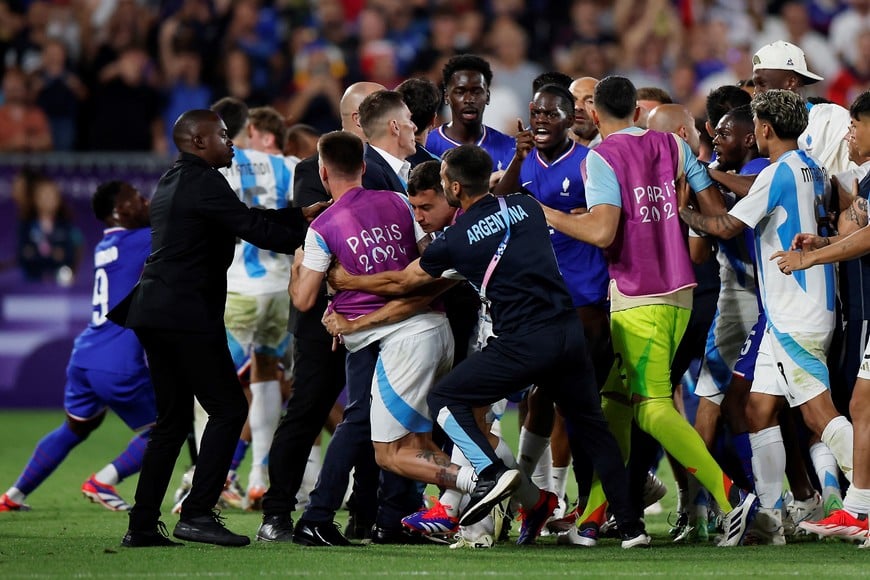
left=109, top=152, right=307, bottom=333
left=407, top=142, right=439, bottom=168
left=362, top=145, right=407, bottom=194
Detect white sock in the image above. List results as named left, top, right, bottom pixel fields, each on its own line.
left=750, top=426, right=786, bottom=509
left=843, top=485, right=870, bottom=516
left=248, top=380, right=282, bottom=488
left=297, top=444, right=321, bottom=508
left=94, top=464, right=119, bottom=486
left=820, top=415, right=854, bottom=482
left=441, top=446, right=472, bottom=517
left=6, top=487, right=26, bottom=504
left=456, top=465, right=477, bottom=495
left=517, top=427, right=549, bottom=479
left=494, top=438, right=518, bottom=469
left=531, top=446, right=552, bottom=491
left=490, top=418, right=502, bottom=439
left=193, top=397, right=208, bottom=451
left=809, top=441, right=842, bottom=504
left=551, top=466, right=569, bottom=500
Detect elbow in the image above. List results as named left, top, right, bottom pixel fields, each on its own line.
left=291, top=292, right=315, bottom=312
left=590, top=229, right=616, bottom=249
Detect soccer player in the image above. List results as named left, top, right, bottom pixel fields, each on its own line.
left=329, top=144, right=651, bottom=548
left=1, top=181, right=154, bottom=514
left=425, top=54, right=516, bottom=171
left=494, top=84, right=610, bottom=528
left=679, top=89, right=854, bottom=545
left=290, top=131, right=468, bottom=546
left=541, top=75, right=758, bottom=547
left=211, top=97, right=294, bottom=509
left=772, top=90, right=870, bottom=545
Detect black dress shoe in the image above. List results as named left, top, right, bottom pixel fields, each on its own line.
left=292, top=519, right=356, bottom=547
left=121, top=521, right=183, bottom=547
left=257, top=514, right=294, bottom=542
left=173, top=511, right=251, bottom=546
left=370, top=526, right=437, bottom=545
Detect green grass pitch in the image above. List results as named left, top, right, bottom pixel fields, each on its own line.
left=0, top=410, right=867, bottom=578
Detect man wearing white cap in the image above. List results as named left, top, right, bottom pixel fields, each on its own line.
left=752, top=40, right=854, bottom=175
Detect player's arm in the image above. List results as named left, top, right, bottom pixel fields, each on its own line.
left=492, top=119, right=534, bottom=196
left=707, top=166, right=757, bottom=198
left=772, top=227, right=870, bottom=273
left=289, top=250, right=325, bottom=312
left=328, top=257, right=436, bottom=296
left=835, top=177, right=868, bottom=236
left=541, top=202, right=620, bottom=248
left=322, top=278, right=457, bottom=335
left=678, top=178, right=747, bottom=240
left=688, top=234, right=714, bottom=264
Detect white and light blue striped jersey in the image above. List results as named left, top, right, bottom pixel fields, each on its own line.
left=220, top=147, right=294, bottom=295
left=729, top=149, right=836, bottom=334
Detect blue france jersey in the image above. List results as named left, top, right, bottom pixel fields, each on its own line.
left=519, top=143, right=608, bottom=306
left=70, top=227, right=151, bottom=374
left=425, top=124, right=516, bottom=172
left=220, top=147, right=293, bottom=295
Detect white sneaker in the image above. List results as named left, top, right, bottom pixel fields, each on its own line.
left=642, top=472, right=668, bottom=508
left=556, top=526, right=584, bottom=545
left=450, top=531, right=494, bottom=549
left=784, top=492, right=823, bottom=537
left=751, top=507, right=786, bottom=546
left=717, top=492, right=759, bottom=547
left=171, top=466, right=195, bottom=514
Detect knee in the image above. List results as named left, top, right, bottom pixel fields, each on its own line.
left=66, top=412, right=105, bottom=439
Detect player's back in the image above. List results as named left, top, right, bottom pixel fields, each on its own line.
left=71, top=227, right=151, bottom=374
left=220, top=147, right=293, bottom=295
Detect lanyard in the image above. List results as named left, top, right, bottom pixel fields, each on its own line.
left=479, top=196, right=511, bottom=305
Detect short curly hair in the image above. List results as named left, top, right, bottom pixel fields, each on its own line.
left=750, top=89, right=808, bottom=140
left=442, top=54, right=493, bottom=89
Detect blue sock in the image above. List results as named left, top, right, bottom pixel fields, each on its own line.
left=230, top=439, right=249, bottom=472
left=111, top=429, right=150, bottom=482
left=14, top=422, right=82, bottom=495
left=732, top=432, right=755, bottom=489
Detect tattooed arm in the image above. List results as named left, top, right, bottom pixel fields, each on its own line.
left=838, top=193, right=869, bottom=236
left=678, top=207, right=748, bottom=240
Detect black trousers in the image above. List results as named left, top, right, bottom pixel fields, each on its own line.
left=129, top=328, right=248, bottom=530
left=428, top=313, right=641, bottom=529
left=262, top=333, right=347, bottom=517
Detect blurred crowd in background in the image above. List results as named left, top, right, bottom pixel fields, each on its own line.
left=3, top=0, right=870, bottom=156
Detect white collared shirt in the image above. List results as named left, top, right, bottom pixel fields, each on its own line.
left=370, top=144, right=411, bottom=185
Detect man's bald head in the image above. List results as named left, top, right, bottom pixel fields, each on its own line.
left=569, top=76, right=598, bottom=142
left=647, top=104, right=701, bottom=156
left=340, top=82, right=386, bottom=138
left=172, top=109, right=234, bottom=168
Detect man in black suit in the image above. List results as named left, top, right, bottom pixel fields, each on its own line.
left=111, top=110, right=321, bottom=548
left=359, top=90, right=417, bottom=195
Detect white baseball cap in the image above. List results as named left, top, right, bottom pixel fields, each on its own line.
left=752, top=40, right=823, bottom=84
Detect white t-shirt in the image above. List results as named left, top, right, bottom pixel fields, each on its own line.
left=728, top=149, right=836, bottom=334
left=800, top=102, right=854, bottom=176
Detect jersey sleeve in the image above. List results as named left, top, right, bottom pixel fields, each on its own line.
left=679, top=138, right=714, bottom=192
left=419, top=232, right=452, bottom=279
left=584, top=151, right=622, bottom=208
left=301, top=227, right=332, bottom=273
left=728, top=165, right=776, bottom=229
